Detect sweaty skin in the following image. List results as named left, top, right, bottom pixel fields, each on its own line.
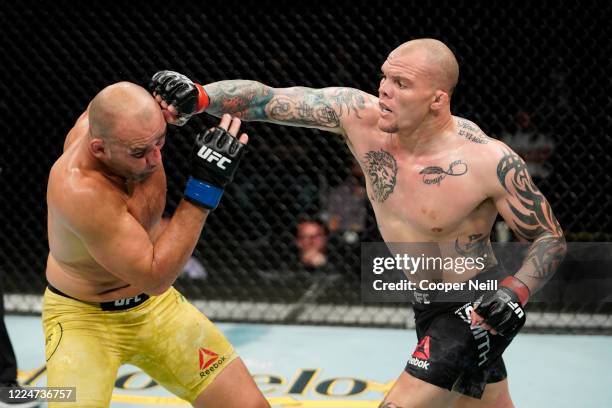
left=157, top=38, right=565, bottom=408
left=162, top=40, right=563, bottom=288
left=46, top=82, right=212, bottom=302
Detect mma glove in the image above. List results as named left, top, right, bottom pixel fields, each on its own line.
left=184, top=127, right=246, bottom=210
left=473, top=276, right=530, bottom=338
left=149, top=70, right=209, bottom=126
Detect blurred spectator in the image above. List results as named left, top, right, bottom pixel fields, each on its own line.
left=325, top=159, right=368, bottom=243
left=295, top=217, right=330, bottom=271
left=501, top=110, right=555, bottom=182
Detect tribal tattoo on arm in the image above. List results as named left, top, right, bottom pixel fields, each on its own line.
left=496, top=149, right=566, bottom=292
left=204, top=81, right=368, bottom=132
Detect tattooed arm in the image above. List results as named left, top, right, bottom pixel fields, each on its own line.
left=203, top=81, right=375, bottom=136
left=491, top=145, right=567, bottom=295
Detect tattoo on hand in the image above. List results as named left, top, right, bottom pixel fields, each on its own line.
left=457, top=118, right=489, bottom=144
left=420, top=160, right=468, bottom=186
left=364, top=150, right=398, bottom=203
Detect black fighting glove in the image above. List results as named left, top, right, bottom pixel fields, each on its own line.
left=473, top=276, right=530, bottom=337
left=150, top=70, right=209, bottom=126
left=184, top=127, right=246, bottom=210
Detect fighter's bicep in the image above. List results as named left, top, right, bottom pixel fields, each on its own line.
left=491, top=148, right=562, bottom=241
left=264, top=87, right=374, bottom=135
left=73, top=199, right=155, bottom=286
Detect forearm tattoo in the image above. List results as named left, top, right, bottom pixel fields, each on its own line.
left=205, top=80, right=273, bottom=119
left=419, top=160, right=468, bottom=186
left=363, top=150, right=398, bottom=203
left=205, top=81, right=367, bottom=129
left=524, top=235, right=566, bottom=280
left=497, top=149, right=566, bottom=284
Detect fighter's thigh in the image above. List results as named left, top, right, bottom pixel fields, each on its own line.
left=192, top=357, right=270, bottom=408
left=44, top=319, right=121, bottom=408
left=453, top=379, right=514, bottom=408
left=380, top=371, right=458, bottom=408
left=133, top=292, right=238, bottom=402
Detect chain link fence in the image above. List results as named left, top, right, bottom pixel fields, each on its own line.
left=1, top=0, right=610, bottom=332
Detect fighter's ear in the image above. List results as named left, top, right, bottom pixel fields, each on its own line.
left=89, top=138, right=107, bottom=158
left=430, top=90, right=449, bottom=111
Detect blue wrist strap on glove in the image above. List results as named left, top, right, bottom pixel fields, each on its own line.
left=184, top=177, right=224, bottom=209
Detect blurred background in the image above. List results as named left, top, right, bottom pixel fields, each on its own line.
left=1, top=0, right=610, bottom=331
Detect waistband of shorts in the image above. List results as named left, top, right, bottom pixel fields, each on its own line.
left=411, top=264, right=507, bottom=310
left=47, top=284, right=150, bottom=311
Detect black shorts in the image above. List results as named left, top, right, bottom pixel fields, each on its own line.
left=404, top=267, right=517, bottom=399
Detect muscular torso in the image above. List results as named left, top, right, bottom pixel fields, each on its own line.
left=46, top=116, right=167, bottom=301
left=345, top=113, right=499, bottom=281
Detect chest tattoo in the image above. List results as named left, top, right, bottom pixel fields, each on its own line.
left=363, top=149, right=398, bottom=203
left=419, top=160, right=468, bottom=186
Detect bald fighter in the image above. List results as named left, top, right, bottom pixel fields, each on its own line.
left=150, top=38, right=566, bottom=407
left=44, top=82, right=270, bottom=408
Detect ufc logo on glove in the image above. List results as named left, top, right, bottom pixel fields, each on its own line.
left=197, top=146, right=232, bottom=170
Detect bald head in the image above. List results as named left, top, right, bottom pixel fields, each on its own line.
left=391, top=38, right=459, bottom=95
left=88, top=82, right=161, bottom=142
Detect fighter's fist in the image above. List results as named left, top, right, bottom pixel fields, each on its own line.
left=471, top=276, right=529, bottom=338
left=149, top=70, right=209, bottom=126
left=184, top=115, right=248, bottom=210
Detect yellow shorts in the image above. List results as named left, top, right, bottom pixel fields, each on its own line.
left=42, top=286, right=237, bottom=407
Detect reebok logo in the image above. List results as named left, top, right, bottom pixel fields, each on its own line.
left=198, top=348, right=219, bottom=370
left=413, top=336, right=430, bottom=360
left=198, top=348, right=226, bottom=378
left=197, top=146, right=232, bottom=170
left=407, top=356, right=430, bottom=370
left=408, top=336, right=430, bottom=370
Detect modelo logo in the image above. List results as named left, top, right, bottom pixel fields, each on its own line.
left=197, top=146, right=232, bottom=170
left=25, top=367, right=397, bottom=404
left=112, top=368, right=388, bottom=397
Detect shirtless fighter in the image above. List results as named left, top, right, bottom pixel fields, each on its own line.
left=150, top=38, right=566, bottom=407
left=44, top=82, right=270, bottom=408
